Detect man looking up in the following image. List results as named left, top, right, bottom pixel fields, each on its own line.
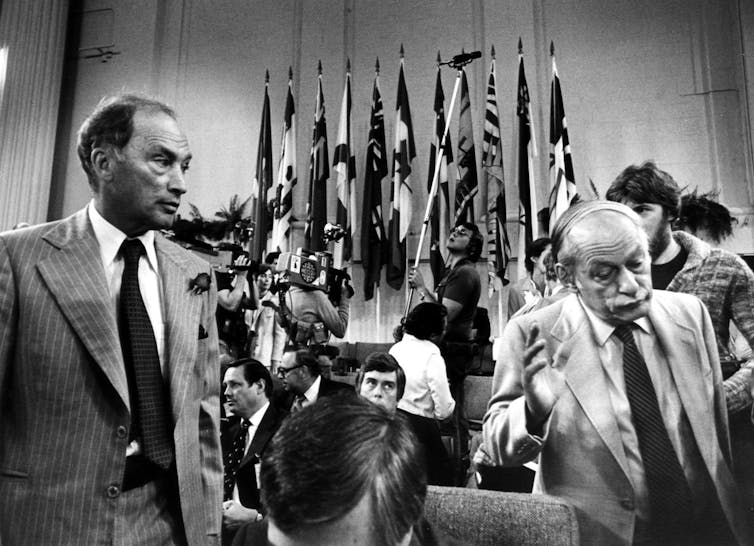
left=273, top=348, right=352, bottom=412
left=481, top=201, right=751, bottom=545
left=221, top=358, right=286, bottom=543
left=407, top=222, right=482, bottom=483
left=0, top=94, right=222, bottom=544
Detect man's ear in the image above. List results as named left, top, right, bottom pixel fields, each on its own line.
left=555, top=263, right=574, bottom=288
left=90, top=146, right=116, bottom=182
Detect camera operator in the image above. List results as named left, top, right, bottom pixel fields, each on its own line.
left=216, top=254, right=259, bottom=358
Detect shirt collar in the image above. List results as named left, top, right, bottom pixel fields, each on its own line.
left=303, top=375, right=322, bottom=402
left=248, top=401, right=270, bottom=427
left=578, top=295, right=652, bottom=346
left=88, top=201, right=159, bottom=272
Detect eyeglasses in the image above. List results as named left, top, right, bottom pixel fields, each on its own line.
left=276, top=363, right=304, bottom=378
left=450, top=227, right=472, bottom=237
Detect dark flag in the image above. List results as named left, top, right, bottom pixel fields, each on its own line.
left=304, top=61, right=329, bottom=252
left=251, top=70, right=273, bottom=260
left=361, top=59, right=389, bottom=300
left=387, top=46, right=416, bottom=290
left=516, top=39, right=538, bottom=275
left=427, top=55, right=453, bottom=286
left=548, top=42, right=576, bottom=232
left=454, top=67, right=478, bottom=225
left=273, top=67, right=297, bottom=253
left=483, top=47, right=511, bottom=296
left=333, top=60, right=356, bottom=271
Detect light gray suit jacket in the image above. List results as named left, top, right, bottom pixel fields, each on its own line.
left=482, top=291, right=752, bottom=545
left=0, top=209, right=222, bottom=545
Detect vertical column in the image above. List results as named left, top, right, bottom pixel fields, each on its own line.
left=0, top=0, right=70, bottom=230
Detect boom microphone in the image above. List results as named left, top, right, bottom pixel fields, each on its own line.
left=449, top=50, right=482, bottom=65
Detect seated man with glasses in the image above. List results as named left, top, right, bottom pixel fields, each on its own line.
left=273, top=349, right=353, bottom=412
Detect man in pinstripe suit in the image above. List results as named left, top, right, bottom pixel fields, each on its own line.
left=0, top=94, right=223, bottom=544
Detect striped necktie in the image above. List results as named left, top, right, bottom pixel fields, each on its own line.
left=614, top=324, right=694, bottom=537
left=224, top=418, right=250, bottom=500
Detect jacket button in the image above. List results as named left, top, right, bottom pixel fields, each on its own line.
left=116, top=426, right=128, bottom=439
left=619, top=498, right=634, bottom=510
left=107, top=484, right=120, bottom=498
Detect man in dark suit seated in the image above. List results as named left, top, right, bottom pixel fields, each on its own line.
left=273, top=348, right=352, bottom=411
left=221, top=358, right=286, bottom=544
left=232, top=396, right=447, bottom=546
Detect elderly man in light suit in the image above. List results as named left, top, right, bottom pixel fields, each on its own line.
left=0, top=95, right=222, bottom=544
left=481, top=201, right=752, bottom=545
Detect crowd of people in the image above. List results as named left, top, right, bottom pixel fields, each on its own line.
left=3, top=92, right=754, bottom=545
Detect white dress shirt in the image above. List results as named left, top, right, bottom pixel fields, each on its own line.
left=390, top=334, right=455, bottom=420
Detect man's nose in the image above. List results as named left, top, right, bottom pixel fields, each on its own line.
left=617, top=267, right=640, bottom=293
left=168, top=167, right=187, bottom=195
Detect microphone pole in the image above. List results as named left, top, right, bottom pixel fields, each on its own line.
left=404, top=52, right=478, bottom=319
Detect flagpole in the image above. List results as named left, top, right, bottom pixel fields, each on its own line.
left=403, top=68, right=463, bottom=318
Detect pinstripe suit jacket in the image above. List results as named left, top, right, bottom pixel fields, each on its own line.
left=0, top=209, right=223, bottom=545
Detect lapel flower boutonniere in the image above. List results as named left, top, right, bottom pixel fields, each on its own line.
left=190, top=272, right=212, bottom=295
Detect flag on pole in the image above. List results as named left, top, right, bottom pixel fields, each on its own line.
left=454, top=67, right=478, bottom=225
left=251, top=70, right=273, bottom=260
left=387, top=46, right=416, bottom=290
left=483, top=46, right=511, bottom=296
left=516, top=39, right=538, bottom=276
left=361, top=58, right=388, bottom=301
left=548, top=41, right=576, bottom=232
left=333, top=60, right=356, bottom=271
left=272, top=67, right=297, bottom=253
left=304, top=61, right=329, bottom=252
left=427, top=53, right=453, bottom=286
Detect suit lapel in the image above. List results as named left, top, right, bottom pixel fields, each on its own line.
left=37, top=210, right=130, bottom=409
left=243, top=406, right=277, bottom=466
left=650, top=299, right=716, bottom=463
left=552, top=296, right=632, bottom=479
left=156, top=235, right=202, bottom=424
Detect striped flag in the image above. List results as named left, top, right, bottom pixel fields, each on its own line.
left=272, top=68, right=297, bottom=253
left=454, top=67, right=478, bottom=225
left=251, top=70, right=273, bottom=260
left=427, top=57, right=453, bottom=286
left=516, top=39, right=538, bottom=276
left=387, top=47, right=416, bottom=290
left=333, top=60, right=356, bottom=271
left=548, top=42, right=576, bottom=232
left=361, top=59, right=388, bottom=301
left=483, top=48, right=511, bottom=296
left=304, top=61, right=329, bottom=252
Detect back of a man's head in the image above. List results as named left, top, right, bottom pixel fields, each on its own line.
left=260, top=396, right=426, bottom=545
left=76, top=93, right=175, bottom=186
left=606, top=160, right=681, bottom=220
left=525, top=237, right=552, bottom=274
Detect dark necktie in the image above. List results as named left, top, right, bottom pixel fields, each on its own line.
left=291, top=394, right=307, bottom=412
left=119, top=239, right=174, bottom=470
left=614, top=324, right=694, bottom=536
left=224, top=419, right=250, bottom=500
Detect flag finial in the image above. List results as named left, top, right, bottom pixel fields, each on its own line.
left=375, top=57, right=380, bottom=73
left=265, top=69, right=269, bottom=83
left=347, top=57, right=351, bottom=72
left=288, top=66, right=293, bottom=80
left=399, top=43, right=404, bottom=59
left=318, top=59, right=322, bottom=75
left=550, top=41, right=555, bottom=56
left=518, top=37, right=523, bottom=54
left=436, top=50, right=441, bottom=65
left=491, top=44, right=496, bottom=59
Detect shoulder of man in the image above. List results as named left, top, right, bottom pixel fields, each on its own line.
left=651, top=289, right=706, bottom=318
